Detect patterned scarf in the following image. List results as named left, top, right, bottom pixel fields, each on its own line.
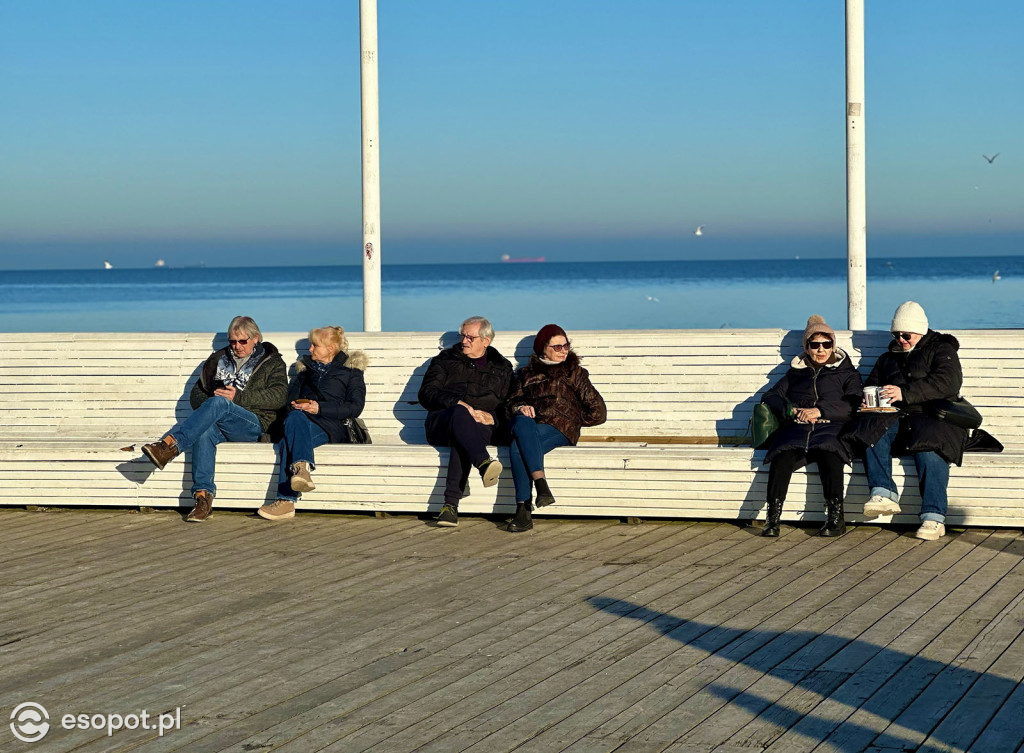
left=215, top=342, right=266, bottom=391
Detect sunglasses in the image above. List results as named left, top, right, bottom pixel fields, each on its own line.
left=548, top=342, right=571, bottom=353
left=806, top=340, right=833, bottom=351
left=228, top=338, right=250, bottom=346
left=459, top=333, right=480, bottom=343
left=892, top=331, right=915, bottom=342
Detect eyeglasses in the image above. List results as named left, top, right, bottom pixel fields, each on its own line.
left=228, top=338, right=249, bottom=346
left=548, top=342, right=571, bottom=353
left=459, top=333, right=479, bottom=343
left=807, top=340, right=833, bottom=350
left=892, top=331, right=915, bottom=342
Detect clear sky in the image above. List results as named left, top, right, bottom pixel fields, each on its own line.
left=0, top=1, right=1021, bottom=269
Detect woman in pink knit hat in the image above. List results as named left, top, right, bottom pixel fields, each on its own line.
left=759, top=315, right=863, bottom=537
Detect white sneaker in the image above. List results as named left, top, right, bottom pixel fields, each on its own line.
left=862, top=495, right=901, bottom=518
left=915, top=520, right=946, bottom=541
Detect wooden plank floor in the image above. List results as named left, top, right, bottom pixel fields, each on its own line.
left=1, top=509, right=1023, bottom=753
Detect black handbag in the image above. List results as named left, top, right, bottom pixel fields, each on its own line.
left=926, top=397, right=983, bottom=430
left=965, top=428, right=1003, bottom=453
left=343, top=417, right=372, bottom=444
left=751, top=402, right=780, bottom=449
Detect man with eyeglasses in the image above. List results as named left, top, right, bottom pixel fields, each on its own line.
left=418, top=316, right=514, bottom=527
left=142, top=315, right=287, bottom=521
left=842, top=301, right=966, bottom=541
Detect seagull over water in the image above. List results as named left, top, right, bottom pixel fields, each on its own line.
left=993, top=270, right=1001, bottom=283
left=983, top=153, right=1000, bottom=164
left=694, top=225, right=705, bottom=236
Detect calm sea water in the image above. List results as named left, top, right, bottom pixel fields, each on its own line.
left=0, top=256, right=1020, bottom=333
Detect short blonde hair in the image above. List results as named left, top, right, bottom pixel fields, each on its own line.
left=309, top=326, right=348, bottom=357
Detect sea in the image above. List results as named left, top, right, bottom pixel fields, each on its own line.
left=0, top=256, right=1020, bottom=333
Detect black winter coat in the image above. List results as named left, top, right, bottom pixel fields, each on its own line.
left=418, top=344, right=515, bottom=439
left=762, top=349, right=863, bottom=465
left=840, top=330, right=967, bottom=465
left=288, top=351, right=367, bottom=444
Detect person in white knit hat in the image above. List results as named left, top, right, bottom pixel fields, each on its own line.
left=841, top=301, right=967, bottom=540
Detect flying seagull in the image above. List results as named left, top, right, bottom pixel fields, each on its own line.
left=983, top=153, right=1000, bottom=164
left=694, top=225, right=705, bottom=236
left=993, top=270, right=1001, bottom=283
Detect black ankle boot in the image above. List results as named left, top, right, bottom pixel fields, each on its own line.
left=508, top=502, right=533, bottom=533
left=819, top=497, right=846, bottom=537
left=762, top=498, right=783, bottom=537
left=533, top=477, right=556, bottom=507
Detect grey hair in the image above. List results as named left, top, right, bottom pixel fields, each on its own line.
left=309, top=325, right=348, bottom=356
left=461, top=316, right=494, bottom=340
left=229, top=316, right=261, bottom=340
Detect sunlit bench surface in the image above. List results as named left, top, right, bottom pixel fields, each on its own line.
left=0, top=329, right=1021, bottom=527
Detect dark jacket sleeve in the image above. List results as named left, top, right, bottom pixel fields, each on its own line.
left=903, top=342, right=963, bottom=405
left=761, top=373, right=791, bottom=417
left=418, top=355, right=465, bottom=411
left=505, top=370, right=526, bottom=418
left=317, top=369, right=366, bottom=422
left=817, top=368, right=863, bottom=421
left=189, top=352, right=218, bottom=410
left=576, top=368, right=607, bottom=427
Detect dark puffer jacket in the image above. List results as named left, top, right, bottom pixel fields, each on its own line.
left=507, top=352, right=607, bottom=445
left=288, top=350, right=368, bottom=443
left=418, top=344, right=515, bottom=437
left=841, top=330, right=967, bottom=465
left=762, top=349, right=863, bottom=464
left=190, top=341, right=288, bottom=432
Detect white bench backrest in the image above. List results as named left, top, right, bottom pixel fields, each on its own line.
left=0, top=330, right=1020, bottom=448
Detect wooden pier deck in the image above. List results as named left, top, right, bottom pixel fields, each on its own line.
left=2, top=508, right=1023, bottom=753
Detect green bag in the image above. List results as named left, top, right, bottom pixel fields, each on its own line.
left=751, top=402, right=780, bottom=449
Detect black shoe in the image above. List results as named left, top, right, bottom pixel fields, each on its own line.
left=478, top=458, right=502, bottom=488
left=533, top=477, right=556, bottom=508
left=762, top=498, right=783, bottom=538
left=435, top=504, right=459, bottom=527
left=507, top=502, right=533, bottom=533
left=819, top=498, right=846, bottom=537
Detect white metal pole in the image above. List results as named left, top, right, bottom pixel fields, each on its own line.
left=846, top=0, right=867, bottom=330
left=360, top=0, right=382, bottom=331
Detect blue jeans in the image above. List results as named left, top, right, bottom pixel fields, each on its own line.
left=864, top=421, right=950, bottom=522
left=170, top=396, right=263, bottom=497
left=276, top=411, right=330, bottom=502
left=509, top=415, right=570, bottom=503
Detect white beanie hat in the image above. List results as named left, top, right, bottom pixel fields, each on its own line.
left=891, top=301, right=929, bottom=335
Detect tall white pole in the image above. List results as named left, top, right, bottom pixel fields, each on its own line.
left=360, top=0, right=382, bottom=332
left=846, top=0, right=867, bottom=329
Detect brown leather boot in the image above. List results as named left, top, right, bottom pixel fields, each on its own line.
left=186, top=490, right=213, bottom=522
left=142, top=437, right=179, bottom=470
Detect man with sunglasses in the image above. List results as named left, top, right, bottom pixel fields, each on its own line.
left=142, top=315, right=287, bottom=521
left=418, top=316, right=514, bottom=527
left=842, top=301, right=966, bottom=540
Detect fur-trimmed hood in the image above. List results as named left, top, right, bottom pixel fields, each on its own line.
left=294, top=350, right=368, bottom=373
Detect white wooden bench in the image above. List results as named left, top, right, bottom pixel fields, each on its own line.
left=0, top=330, right=1021, bottom=526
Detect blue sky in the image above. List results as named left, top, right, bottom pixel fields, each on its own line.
left=0, top=1, right=1021, bottom=269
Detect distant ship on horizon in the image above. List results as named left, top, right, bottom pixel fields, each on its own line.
left=500, top=254, right=546, bottom=263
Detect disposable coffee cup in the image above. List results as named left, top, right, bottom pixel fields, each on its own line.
left=877, top=388, right=892, bottom=408
left=863, top=387, right=878, bottom=409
